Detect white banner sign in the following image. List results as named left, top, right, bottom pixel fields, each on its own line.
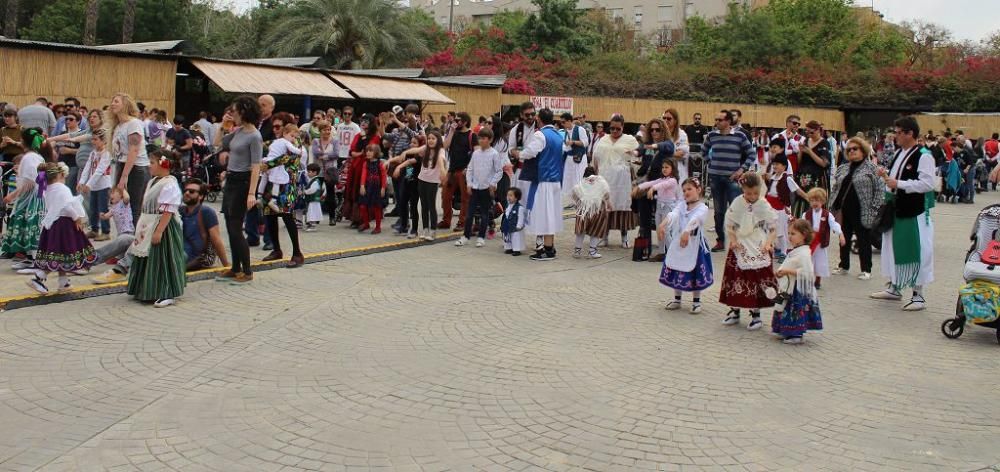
left=530, top=96, right=574, bottom=116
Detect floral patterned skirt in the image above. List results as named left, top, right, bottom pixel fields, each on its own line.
left=659, top=244, right=714, bottom=292
left=34, top=217, right=97, bottom=272
left=0, top=192, right=43, bottom=254
left=771, top=288, right=823, bottom=337
left=719, top=251, right=777, bottom=309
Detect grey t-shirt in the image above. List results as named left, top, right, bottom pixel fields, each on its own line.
left=226, top=127, right=263, bottom=172
left=17, top=104, right=57, bottom=134
left=71, top=129, right=94, bottom=165
left=112, top=118, right=149, bottom=167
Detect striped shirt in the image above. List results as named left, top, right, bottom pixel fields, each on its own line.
left=704, top=129, right=756, bottom=177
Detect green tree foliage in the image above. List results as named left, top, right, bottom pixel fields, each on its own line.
left=262, top=0, right=430, bottom=69
left=18, top=0, right=192, bottom=45
left=519, top=0, right=596, bottom=59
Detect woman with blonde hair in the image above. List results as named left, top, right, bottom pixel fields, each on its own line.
left=829, top=136, right=883, bottom=281
left=105, top=93, right=150, bottom=224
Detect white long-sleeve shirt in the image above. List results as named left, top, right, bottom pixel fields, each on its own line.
left=264, top=137, right=303, bottom=185
left=889, top=147, right=936, bottom=195
left=80, top=149, right=113, bottom=191
left=465, top=147, right=507, bottom=190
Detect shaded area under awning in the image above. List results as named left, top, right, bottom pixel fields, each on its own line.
left=328, top=72, right=455, bottom=104
left=189, top=59, right=352, bottom=99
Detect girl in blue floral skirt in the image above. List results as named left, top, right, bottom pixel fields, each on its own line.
left=657, top=178, right=714, bottom=314
left=771, top=218, right=824, bottom=344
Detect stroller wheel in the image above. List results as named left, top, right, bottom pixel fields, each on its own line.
left=207, top=191, right=218, bottom=203
left=941, top=318, right=965, bottom=339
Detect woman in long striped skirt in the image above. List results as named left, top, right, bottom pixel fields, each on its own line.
left=127, top=149, right=186, bottom=308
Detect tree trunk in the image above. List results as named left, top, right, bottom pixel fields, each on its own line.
left=83, top=0, right=100, bottom=46
left=3, top=0, right=19, bottom=38
left=122, top=0, right=137, bottom=43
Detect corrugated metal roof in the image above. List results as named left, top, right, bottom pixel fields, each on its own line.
left=190, top=59, right=353, bottom=99
left=327, top=72, right=455, bottom=104
left=423, top=75, right=507, bottom=88
left=93, top=40, right=187, bottom=53
left=0, top=37, right=175, bottom=60
left=236, top=57, right=324, bottom=68
left=343, top=68, right=425, bottom=79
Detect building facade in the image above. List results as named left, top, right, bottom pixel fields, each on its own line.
left=417, top=0, right=768, bottom=39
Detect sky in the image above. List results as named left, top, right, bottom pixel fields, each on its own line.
left=224, top=0, right=998, bottom=42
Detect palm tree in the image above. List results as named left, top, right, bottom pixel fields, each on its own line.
left=3, top=0, right=18, bottom=38
left=263, top=0, right=429, bottom=69
left=83, top=0, right=101, bottom=46
left=122, top=0, right=137, bottom=43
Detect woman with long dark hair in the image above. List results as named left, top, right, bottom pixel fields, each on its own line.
left=260, top=113, right=305, bottom=268
left=344, top=114, right=383, bottom=227
left=216, top=96, right=263, bottom=283
left=396, top=130, right=447, bottom=240
left=2, top=128, right=51, bottom=265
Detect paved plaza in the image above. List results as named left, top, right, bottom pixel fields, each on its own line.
left=0, top=193, right=999, bottom=472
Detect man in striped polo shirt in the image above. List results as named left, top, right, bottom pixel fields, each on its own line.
left=704, top=110, right=757, bottom=252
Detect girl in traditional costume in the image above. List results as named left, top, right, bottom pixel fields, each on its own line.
left=2, top=128, right=49, bottom=266
left=720, top=172, right=778, bottom=331
left=771, top=219, right=823, bottom=344
left=658, top=178, right=713, bottom=314
left=25, top=163, right=97, bottom=293
left=126, top=149, right=186, bottom=308
left=571, top=167, right=611, bottom=259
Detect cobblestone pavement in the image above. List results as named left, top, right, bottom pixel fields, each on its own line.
left=1, top=193, right=998, bottom=472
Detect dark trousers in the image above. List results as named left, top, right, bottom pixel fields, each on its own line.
left=709, top=174, right=742, bottom=245
left=418, top=181, right=439, bottom=230
left=114, top=163, right=149, bottom=224
left=266, top=213, right=302, bottom=257
left=394, top=176, right=411, bottom=230
left=464, top=188, right=493, bottom=239
left=839, top=210, right=873, bottom=273
left=223, top=171, right=252, bottom=275
left=404, top=179, right=419, bottom=232
left=325, top=191, right=341, bottom=221
left=637, top=198, right=655, bottom=240
left=244, top=207, right=273, bottom=246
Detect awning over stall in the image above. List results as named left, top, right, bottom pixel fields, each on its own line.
left=190, top=59, right=352, bottom=99
left=328, top=72, right=455, bottom=104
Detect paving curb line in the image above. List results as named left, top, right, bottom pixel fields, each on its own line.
left=0, top=211, right=576, bottom=312
left=0, top=230, right=465, bottom=312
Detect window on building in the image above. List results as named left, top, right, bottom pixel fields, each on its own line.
left=634, top=7, right=643, bottom=26
left=658, top=5, right=673, bottom=23
left=607, top=8, right=624, bottom=20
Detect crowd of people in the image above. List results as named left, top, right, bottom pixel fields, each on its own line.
left=0, top=94, right=958, bottom=335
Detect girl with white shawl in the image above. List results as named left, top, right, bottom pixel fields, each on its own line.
left=771, top=219, right=823, bottom=344
left=571, top=168, right=611, bottom=259
left=658, top=178, right=714, bottom=314
left=720, top=172, right=779, bottom=331
left=26, top=163, right=97, bottom=294
left=592, top=114, right=640, bottom=247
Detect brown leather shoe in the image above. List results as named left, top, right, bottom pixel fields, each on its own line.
left=287, top=255, right=305, bottom=268
left=215, top=269, right=238, bottom=281
left=261, top=250, right=284, bottom=262
left=436, top=220, right=450, bottom=229
left=230, top=272, right=253, bottom=284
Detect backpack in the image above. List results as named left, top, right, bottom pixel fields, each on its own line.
left=986, top=139, right=999, bottom=159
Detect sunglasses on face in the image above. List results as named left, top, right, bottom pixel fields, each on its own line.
left=609, top=127, right=623, bottom=131
left=273, top=125, right=282, bottom=129
left=650, top=127, right=662, bottom=132
left=66, top=117, right=76, bottom=122
left=523, top=112, right=536, bottom=118
left=790, top=122, right=801, bottom=126
left=663, top=117, right=674, bottom=121
left=847, top=147, right=860, bottom=152
left=184, top=188, right=201, bottom=194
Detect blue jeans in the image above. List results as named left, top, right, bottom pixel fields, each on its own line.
left=89, top=188, right=110, bottom=233
left=961, top=166, right=977, bottom=202
left=709, top=173, right=743, bottom=245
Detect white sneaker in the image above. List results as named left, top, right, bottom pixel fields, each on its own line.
left=11, top=260, right=33, bottom=270
left=16, top=268, right=41, bottom=276
left=722, top=310, right=741, bottom=325
left=154, top=298, right=175, bottom=308
left=475, top=238, right=485, bottom=248
left=782, top=336, right=804, bottom=345
left=407, top=231, right=418, bottom=239
left=455, top=237, right=468, bottom=247
left=747, top=317, right=763, bottom=331
left=831, top=267, right=847, bottom=276
left=689, top=304, right=702, bottom=315
left=902, top=298, right=926, bottom=311
left=870, top=289, right=902, bottom=300
left=420, top=229, right=432, bottom=241
left=858, top=272, right=872, bottom=281
left=25, top=276, right=48, bottom=294
left=588, top=249, right=602, bottom=259
left=665, top=300, right=681, bottom=310
left=573, top=247, right=583, bottom=259
left=621, top=239, right=631, bottom=249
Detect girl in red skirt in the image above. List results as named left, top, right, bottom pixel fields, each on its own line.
left=720, top=171, right=779, bottom=331
left=26, top=163, right=97, bottom=294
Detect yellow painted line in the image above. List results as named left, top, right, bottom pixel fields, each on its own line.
left=1, top=210, right=576, bottom=310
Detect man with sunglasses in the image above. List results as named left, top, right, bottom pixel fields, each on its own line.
left=181, top=178, right=229, bottom=271
left=508, top=102, right=537, bottom=197
left=54, top=97, right=86, bottom=136
left=704, top=110, right=757, bottom=252
left=772, top=115, right=805, bottom=174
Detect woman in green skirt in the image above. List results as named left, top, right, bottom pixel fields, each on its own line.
left=127, top=149, right=186, bottom=308
left=2, top=128, right=50, bottom=265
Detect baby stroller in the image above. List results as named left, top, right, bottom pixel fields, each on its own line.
left=941, top=204, right=1000, bottom=344
left=193, top=152, right=225, bottom=203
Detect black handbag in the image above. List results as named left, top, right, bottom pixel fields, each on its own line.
left=873, top=198, right=895, bottom=234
